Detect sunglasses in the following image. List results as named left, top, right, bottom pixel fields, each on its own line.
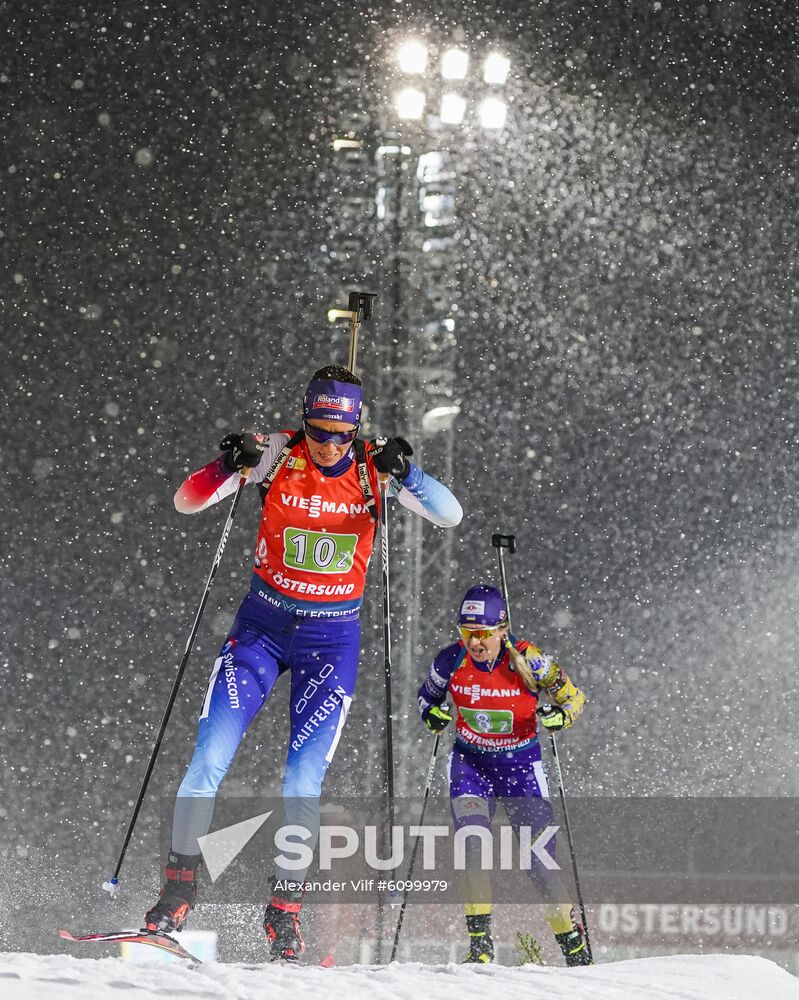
left=304, top=421, right=359, bottom=446
left=459, top=625, right=506, bottom=642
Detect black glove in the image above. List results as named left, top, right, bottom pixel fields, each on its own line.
left=424, top=705, right=453, bottom=733
left=219, top=432, right=266, bottom=473
left=370, top=437, right=413, bottom=479
left=537, top=704, right=567, bottom=732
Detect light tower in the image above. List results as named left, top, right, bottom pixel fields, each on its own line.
left=374, top=36, right=512, bottom=789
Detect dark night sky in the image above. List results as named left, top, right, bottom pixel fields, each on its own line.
left=2, top=0, right=799, bottom=954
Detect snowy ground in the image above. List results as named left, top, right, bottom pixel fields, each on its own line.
left=0, top=953, right=797, bottom=1000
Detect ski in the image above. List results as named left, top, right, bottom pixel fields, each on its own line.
left=59, top=928, right=201, bottom=963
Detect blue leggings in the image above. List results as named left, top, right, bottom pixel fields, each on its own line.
left=172, top=591, right=360, bottom=878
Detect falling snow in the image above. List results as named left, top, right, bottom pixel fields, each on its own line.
left=2, top=0, right=798, bottom=975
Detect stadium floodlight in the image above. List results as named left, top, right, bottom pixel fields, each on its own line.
left=327, top=308, right=352, bottom=323
left=397, top=39, right=428, bottom=74
left=441, top=48, right=469, bottom=80
left=483, top=53, right=510, bottom=85
left=440, top=92, right=467, bottom=125
left=422, top=404, right=461, bottom=433
left=395, top=87, right=426, bottom=120
left=479, top=96, right=507, bottom=129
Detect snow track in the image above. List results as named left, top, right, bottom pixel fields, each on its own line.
left=0, top=953, right=797, bottom=1000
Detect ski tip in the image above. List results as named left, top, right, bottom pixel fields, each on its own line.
left=319, top=954, right=336, bottom=968
left=58, top=930, right=77, bottom=942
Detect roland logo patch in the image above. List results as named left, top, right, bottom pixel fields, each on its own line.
left=315, top=393, right=355, bottom=412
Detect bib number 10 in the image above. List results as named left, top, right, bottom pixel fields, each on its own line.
left=283, top=528, right=358, bottom=575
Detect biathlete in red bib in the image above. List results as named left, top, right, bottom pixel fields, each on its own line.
left=417, top=584, right=591, bottom=967
left=145, top=364, right=462, bottom=960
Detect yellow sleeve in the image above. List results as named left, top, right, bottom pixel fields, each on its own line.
left=523, top=645, right=586, bottom=728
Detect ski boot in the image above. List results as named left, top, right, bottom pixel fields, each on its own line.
left=554, top=924, right=592, bottom=967
left=143, top=852, right=202, bottom=934
left=463, top=913, right=494, bottom=964
left=264, top=880, right=305, bottom=962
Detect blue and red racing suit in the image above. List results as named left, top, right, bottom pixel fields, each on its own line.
left=172, top=432, right=462, bottom=882
left=418, top=637, right=586, bottom=908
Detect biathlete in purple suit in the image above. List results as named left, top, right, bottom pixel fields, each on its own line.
left=145, top=364, right=462, bottom=961
left=418, top=584, right=591, bottom=966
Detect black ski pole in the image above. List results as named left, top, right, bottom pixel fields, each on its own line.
left=541, top=711, right=592, bottom=960
left=390, top=733, right=441, bottom=962
left=103, top=470, right=252, bottom=897
left=372, top=462, right=396, bottom=963
left=490, top=532, right=593, bottom=960
left=379, top=474, right=396, bottom=829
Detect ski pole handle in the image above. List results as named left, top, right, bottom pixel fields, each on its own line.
left=492, top=532, right=516, bottom=633
left=348, top=290, right=377, bottom=321
left=491, top=533, right=517, bottom=553
left=347, top=290, right=377, bottom=374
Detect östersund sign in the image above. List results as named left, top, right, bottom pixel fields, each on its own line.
left=597, top=903, right=797, bottom=949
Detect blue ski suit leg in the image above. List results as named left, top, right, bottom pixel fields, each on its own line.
left=172, top=592, right=360, bottom=860
left=274, top=614, right=359, bottom=883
